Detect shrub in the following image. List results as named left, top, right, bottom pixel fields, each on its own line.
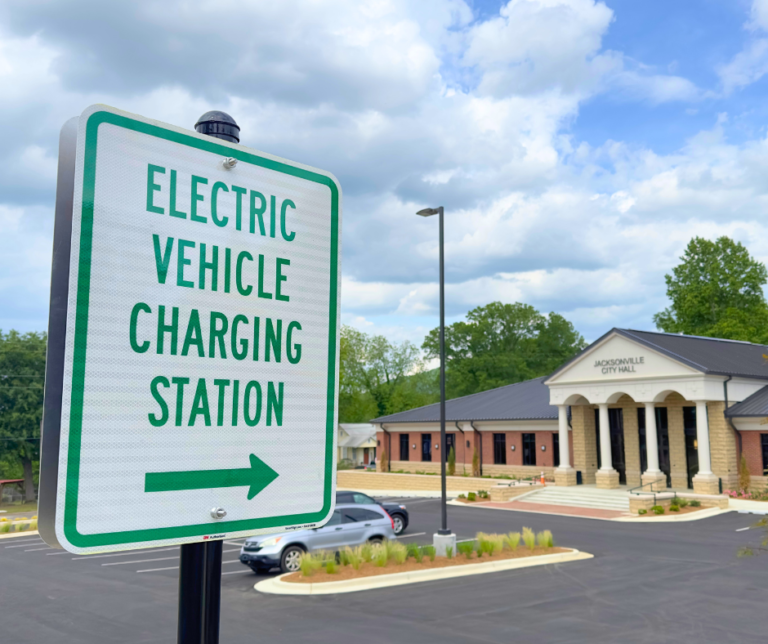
left=670, top=504, right=679, bottom=512
left=299, top=551, right=321, bottom=577
left=677, top=497, right=689, bottom=508
left=505, top=532, right=521, bottom=551
left=448, top=446, right=456, bottom=477
left=29, top=519, right=37, bottom=531
left=390, top=542, right=408, bottom=564
left=458, top=542, right=474, bottom=559
left=740, top=454, right=751, bottom=492
left=406, top=543, right=420, bottom=560
left=0, top=523, right=9, bottom=534
left=536, top=530, right=554, bottom=548
left=345, top=546, right=363, bottom=570
left=490, top=535, right=505, bottom=555
left=373, top=548, right=388, bottom=567
left=467, top=492, right=477, bottom=502
left=0, top=517, right=7, bottom=522
left=446, top=546, right=453, bottom=559
left=325, top=558, right=338, bottom=574
left=17, top=523, right=29, bottom=532
left=360, top=543, right=374, bottom=563
left=652, top=505, right=665, bottom=515
left=476, top=533, right=493, bottom=557
left=412, top=545, right=424, bottom=564
left=458, top=494, right=467, bottom=499
left=338, top=548, right=350, bottom=567
left=638, top=509, right=647, bottom=515
left=423, top=545, right=436, bottom=562
left=522, top=527, right=536, bottom=550
left=690, top=499, right=701, bottom=508
left=478, top=490, right=489, bottom=499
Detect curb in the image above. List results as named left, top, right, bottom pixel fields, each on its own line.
left=447, top=499, right=625, bottom=522
left=254, top=548, right=593, bottom=595
left=0, top=530, right=40, bottom=540
left=613, top=507, right=730, bottom=523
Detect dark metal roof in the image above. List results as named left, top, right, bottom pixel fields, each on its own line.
left=371, top=376, right=557, bottom=424
left=726, top=385, right=768, bottom=417
left=548, top=328, right=768, bottom=381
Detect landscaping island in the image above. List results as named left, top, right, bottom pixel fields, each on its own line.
left=255, top=530, right=594, bottom=595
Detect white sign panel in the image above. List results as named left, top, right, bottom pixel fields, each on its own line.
left=42, top=105, right=340, bottom=554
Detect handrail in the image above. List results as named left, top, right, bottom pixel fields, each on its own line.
left=628, top=477, right=666, bottom=506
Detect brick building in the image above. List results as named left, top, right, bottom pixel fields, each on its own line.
left=373, top=328, right=768, bottom=493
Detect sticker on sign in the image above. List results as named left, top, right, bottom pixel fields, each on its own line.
left=39, top=104, right=341, bottom=554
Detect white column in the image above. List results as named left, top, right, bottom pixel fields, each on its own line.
left=695, top=400, right=713, bottom=475
left=557, top=405, right=571, bottom=469
left=598, top=403, right=613, bottom=471
left=644, top=402, right=660, bottom=474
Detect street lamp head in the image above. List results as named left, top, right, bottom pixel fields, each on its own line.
left=416, top=207, right=441, bottom=217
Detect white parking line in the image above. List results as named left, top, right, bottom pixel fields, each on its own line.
left=136, top=566, right=178, bottom=573
left=72, top=547, right=179, bottom=561
left=222, top=569, right=251, bottom=576
left=103, top=548, right=240, bottom=567
left=5, top=540, right=44, bottom=548
left=736, top=526, right=751, bottom=532
left=137, top=560, right=241, bottom=574
left=46, top=551, right=70, bottom=556
left=103, top=555, right=179, bottom=567
left=24, top=547, right=53, bottom=552
left=395, top=532, right=426, bottom=539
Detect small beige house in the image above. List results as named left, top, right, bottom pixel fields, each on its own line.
left=337, top=424, right=377, bottom=465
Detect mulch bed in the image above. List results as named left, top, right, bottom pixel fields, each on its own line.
left=283, top=546, right=568, bottom=584
left=639, top=506, right=706, bottom=517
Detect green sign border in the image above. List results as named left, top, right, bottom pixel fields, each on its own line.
left=64, top=109, right=338, bottom=548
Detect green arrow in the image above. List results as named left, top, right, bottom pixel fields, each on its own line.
left=144, top=454, right=278, bottom=500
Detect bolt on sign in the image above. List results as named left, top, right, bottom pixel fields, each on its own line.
left=39, top=105, right=341, bottom=554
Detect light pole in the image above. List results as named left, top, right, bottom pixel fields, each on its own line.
left=416, top=206, right=455, bottom=555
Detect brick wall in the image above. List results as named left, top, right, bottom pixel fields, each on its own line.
left=377, top=428, right=558, bottom=477
left=665, top=395, right=688, bottom=490
left=337, top=470, right=496, bottom=492
left=708, top=401, right=739, bottom=489
left=572, top=405, right=598, bottom=484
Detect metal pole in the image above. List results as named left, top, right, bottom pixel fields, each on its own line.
left=176, top=110, right=241, bottom=644
left=438, top=206, right=449, bottom=536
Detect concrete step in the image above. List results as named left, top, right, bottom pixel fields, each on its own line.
left=518, top=488, right=629, bottom=511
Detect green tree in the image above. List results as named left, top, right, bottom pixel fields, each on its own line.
left=654, top=236, right=768, bottom=342
left=0, top=331, right=46, bottom=502
left=422, top=302, right=585, bottom=398
left=339, top=326, right=436, bottom=420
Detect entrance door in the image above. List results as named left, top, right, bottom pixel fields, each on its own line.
left=363, top=448, right=369, bottom=465
left=594, top=408, right=626, bottom=484
left=421, top=434, right=432, bottom=462
left=638, top=408, right=671, bottom=487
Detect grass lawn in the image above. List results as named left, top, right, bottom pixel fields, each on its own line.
left=0, top=502, right=38, bottom=515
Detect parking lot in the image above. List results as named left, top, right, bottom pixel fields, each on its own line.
left=2, top=498, right=768, bottom=643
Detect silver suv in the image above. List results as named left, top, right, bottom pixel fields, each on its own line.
left=239, top=503, right=396, bottom=574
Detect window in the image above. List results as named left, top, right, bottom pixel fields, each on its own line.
left=553, top=433, right=560, bottom=467
left=762, top=434, right=768, bottom=476
left=352, top=493, right=376, bottom=504
left=400, top=434, right=409, bottom=461
left=335, top=492, right=353, bottom=503
left=325, top=511, right=342, bottom=526
left=522, top=433, right=536, bottom=466
left=493, top=433, right=506, bottom=465
left=342, top=508, right=383, bottom=523
left=422, top=434, right=432, bottom=461
left=445, top=433, right=455, bottom=455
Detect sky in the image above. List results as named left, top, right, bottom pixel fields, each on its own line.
left=4, top=0, right=768, bottom=350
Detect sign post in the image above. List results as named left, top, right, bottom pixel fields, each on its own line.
left=39, top=104, right=341, bottom=641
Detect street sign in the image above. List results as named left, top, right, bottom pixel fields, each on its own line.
left=39, top=104, right=341, bottom=554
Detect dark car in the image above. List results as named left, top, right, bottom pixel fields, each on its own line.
left=335, top=490, right=409, bottom=535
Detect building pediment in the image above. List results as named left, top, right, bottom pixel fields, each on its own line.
left=546, top=332, right=700, bottom=386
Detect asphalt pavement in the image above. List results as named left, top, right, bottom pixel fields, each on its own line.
left=1, top=498, right=767, bottom=643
